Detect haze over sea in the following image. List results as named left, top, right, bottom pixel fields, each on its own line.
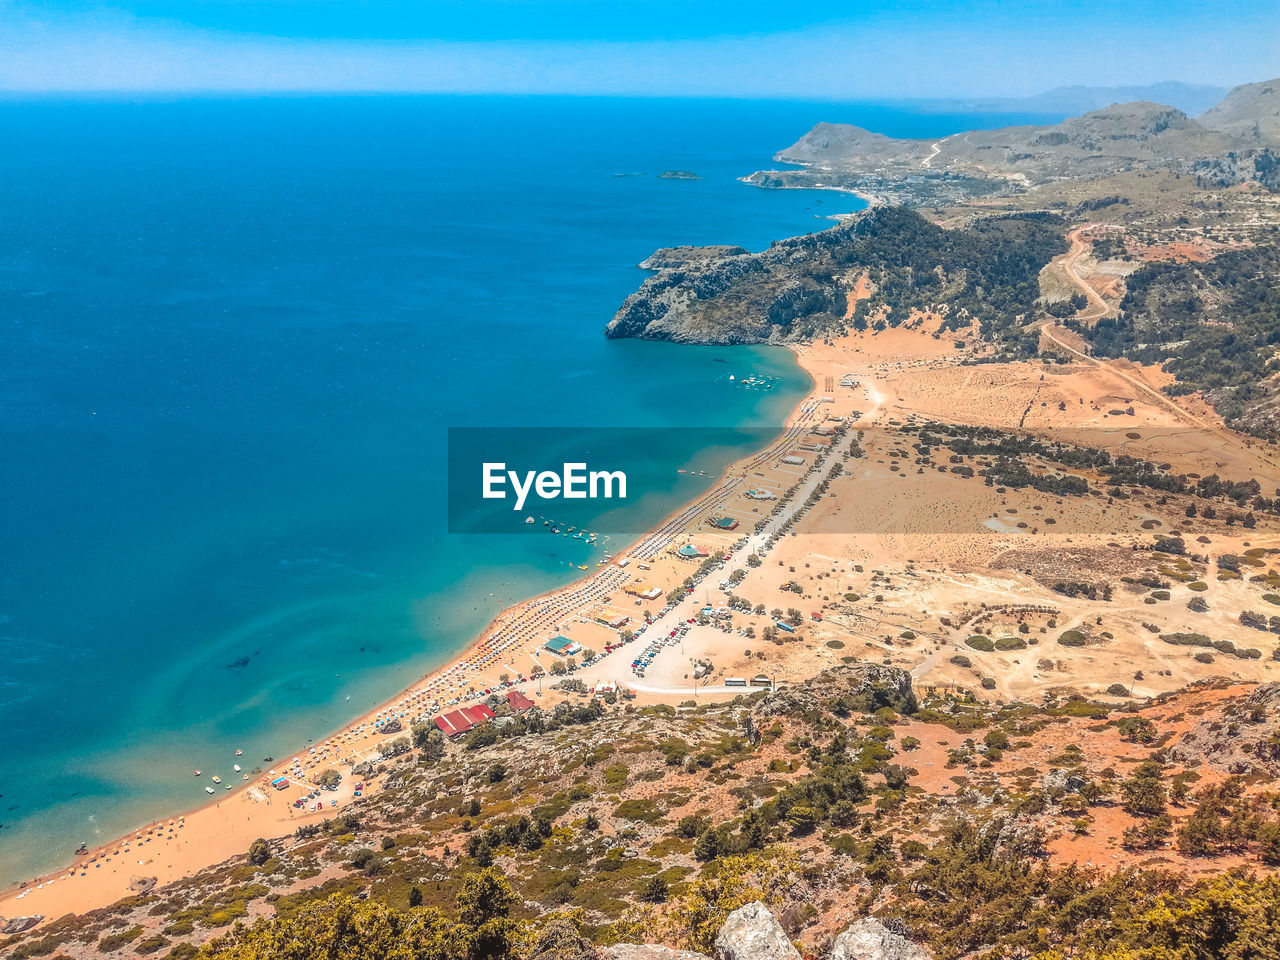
left=0, top=95, right=1060, bottom=885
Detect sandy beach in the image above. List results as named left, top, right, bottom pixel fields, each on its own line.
left=6, top=317, right=1278, bottom=929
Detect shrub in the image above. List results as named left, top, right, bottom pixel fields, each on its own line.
left=966, top=635, right=995, bottom=652
left=1058, top=630, right=1087, bottom=647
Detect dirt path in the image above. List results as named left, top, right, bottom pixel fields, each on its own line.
left=1041, top=323, right=1277, bottom=473
left=920, top=134, right=954, bottom=169
left=1058, top=225, right=1114, bottom=321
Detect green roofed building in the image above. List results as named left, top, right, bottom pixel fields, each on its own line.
left=544, top=635, right=582, bottom=656
left=711, top=516, right=739, bottom=530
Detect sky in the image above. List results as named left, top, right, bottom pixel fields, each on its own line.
left=1, top=0, right=1278, bottom=98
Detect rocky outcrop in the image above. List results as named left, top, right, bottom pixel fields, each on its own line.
left=639, top=246, right=749, bottom=271
left=606, top=904, right=931, bottom=960
left=754, top=663, right=916, bottom=718
left=1168, top=683, right=1280, bottom=775
left=606, top=233, right=844, bottom=344
left=603, top=947, right=710, bottom=960
left=715, top=902, right=801, bottom=960
left=830, top=919, right=930, bottom=960
left=1042, top=768, right=1087, bottom=795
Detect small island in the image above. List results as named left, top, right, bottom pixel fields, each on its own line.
left=657, top=170, right=700, bottom=180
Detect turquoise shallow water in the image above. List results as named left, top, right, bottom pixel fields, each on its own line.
left=0, top=95, right=1062, bottom=885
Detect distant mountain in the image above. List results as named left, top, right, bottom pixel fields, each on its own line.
left=777, top=101, right=1239, bottom=182
left=758, top=79, right=1280, bottom=200
left=1199, top=77, right=1280, bottom=145
left=916, top=82, right=1230, bottom=117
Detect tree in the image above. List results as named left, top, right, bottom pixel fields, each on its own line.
left=786, top=805, right=818, bottom=836
left=408, top=886, right=424, bottom=908
left=694, top=828, right=722, bottom=862
left=455, top=869, right=518, bottom=960
left=1121, top=761, right=1168, bottom=818
left=643, top=876, right=669, bottom=903
left=247, top=838, right=270, bottom=867
left=316, top=768, right=343, bottom=791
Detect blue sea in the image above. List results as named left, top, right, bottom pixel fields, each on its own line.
left=0, top=95, right=1062, bottom=885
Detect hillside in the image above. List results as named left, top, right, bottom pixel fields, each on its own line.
left=11, top=666, right=1280, bottom=959
left=1199, top=77, right=1280, bottom=145
left=605, top=208, right=1065, bottom=346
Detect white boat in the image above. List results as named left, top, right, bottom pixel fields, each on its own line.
left=205, top=786, right=214, bottom=794
left=211, top=776, right=222, bottom=784
left=233, top=764, right=241, bottom=772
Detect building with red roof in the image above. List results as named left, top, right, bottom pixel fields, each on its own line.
left=505, top=690, right=535, bottom=713
left=434, top=703, right=496, bottom=738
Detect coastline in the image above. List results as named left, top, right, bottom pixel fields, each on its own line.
left=0, top=344, right=825, bottom=927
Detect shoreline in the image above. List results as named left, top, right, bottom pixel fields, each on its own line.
left=0, top=344, right=823, bottom=927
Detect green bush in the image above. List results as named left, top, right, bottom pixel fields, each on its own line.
left=1058, top=630, right=1087, bottom=647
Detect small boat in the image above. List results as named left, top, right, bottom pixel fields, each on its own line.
left=211, top=776, right=222, bottom=784
left=205, top=786, right=214, bottom=794
left=235, top=749, right=242, bottom=756
left=524, top=516, right=535, bottom=524
left=233, top=764, right=241, bottom=772
left=193, top=770, right=201, bottom=777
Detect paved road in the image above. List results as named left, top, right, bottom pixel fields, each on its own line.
left=619, top=379, right=888, bottom=696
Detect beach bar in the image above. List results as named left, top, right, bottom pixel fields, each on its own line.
left=544, top=635, right=582, bottom=657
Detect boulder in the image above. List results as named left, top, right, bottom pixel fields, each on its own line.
left=830, top=919, right=931, bottom=960
left=1042, top=769, right=1086, bottom=795
left=603, top=947, right=709, bottom=960
left=714, top=902, right=800, bottom=960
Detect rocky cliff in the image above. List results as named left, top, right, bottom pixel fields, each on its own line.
left=605, top=207, right=1066, bottom=345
